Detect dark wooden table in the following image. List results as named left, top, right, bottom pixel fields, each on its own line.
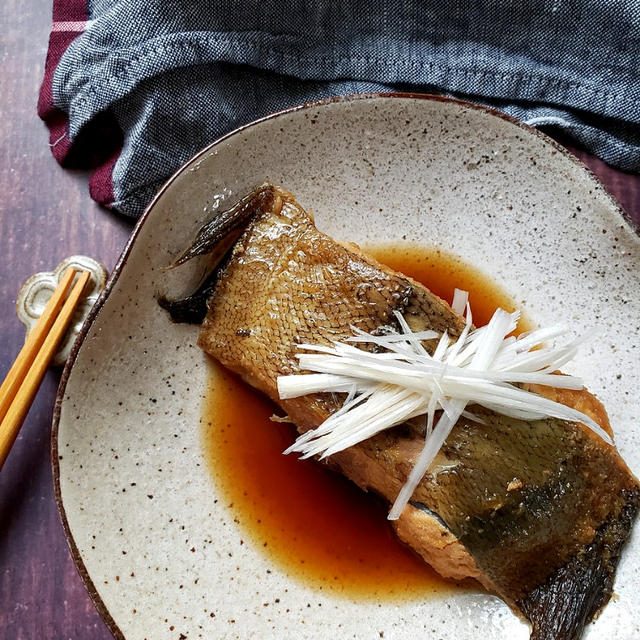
left=0, top=5, right=130, bottom=639
left=0, top=4, right=639, bottom=640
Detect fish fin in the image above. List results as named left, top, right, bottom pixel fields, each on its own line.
left=157, top=269, right=219, bottom=324
left=518, top=491, right=640, bottom=640
left=159, top=183, right=280, bottom=323
left=172, top=183, right=277, bottom=267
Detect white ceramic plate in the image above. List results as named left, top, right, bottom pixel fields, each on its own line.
left=54, top=94, right=640, bottom=640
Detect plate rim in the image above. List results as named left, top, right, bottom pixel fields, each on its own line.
left=50, top=91, right=636, bottom=640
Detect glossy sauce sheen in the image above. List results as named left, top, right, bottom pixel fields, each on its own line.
left=203, top=244, right=529, bottom=599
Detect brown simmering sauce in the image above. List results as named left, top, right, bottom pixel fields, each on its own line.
left=202, top=244, right=531, bottom=600
left=369, top=243, right=531, bottom=330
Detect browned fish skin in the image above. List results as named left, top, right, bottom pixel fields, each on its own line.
left=518, top=495, right=638, bottom=640
left=162, top=184, right=640, bottom=640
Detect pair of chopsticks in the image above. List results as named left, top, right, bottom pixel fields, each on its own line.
left=0, top=268, right=90, bottom=470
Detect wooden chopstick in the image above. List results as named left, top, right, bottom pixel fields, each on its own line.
left=0, top=268, right=77, bottom=424
left=0, top=270, right=91, bottom=470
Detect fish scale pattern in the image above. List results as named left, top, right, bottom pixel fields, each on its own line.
left=193, top=185, right=640, bottom=640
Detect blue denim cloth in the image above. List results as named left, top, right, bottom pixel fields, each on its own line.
left=47, top=0, right=640, bottom=217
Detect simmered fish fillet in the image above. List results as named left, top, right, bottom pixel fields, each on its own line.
left=160, top=184, right=640, bottom=640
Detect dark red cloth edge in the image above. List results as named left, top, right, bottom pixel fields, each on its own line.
left=89, top=148, right=120, bottom=207
left=38, top=0, right=120, bottom=208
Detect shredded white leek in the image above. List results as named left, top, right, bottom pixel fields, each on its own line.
left=277, top=291, right=612, bottom=521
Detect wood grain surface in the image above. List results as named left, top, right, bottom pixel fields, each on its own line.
left=0, top=5, right=130, bottom=640
left=0, top=3, right=638, bottom=640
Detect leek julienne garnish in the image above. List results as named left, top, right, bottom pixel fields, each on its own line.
left=276, top=289, right=612, bottom=521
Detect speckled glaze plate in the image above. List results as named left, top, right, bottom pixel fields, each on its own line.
left=54, top=94, right=640, bottom=640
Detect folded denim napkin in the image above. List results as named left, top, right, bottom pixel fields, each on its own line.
left=39, top=0, right=640, bottom=218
